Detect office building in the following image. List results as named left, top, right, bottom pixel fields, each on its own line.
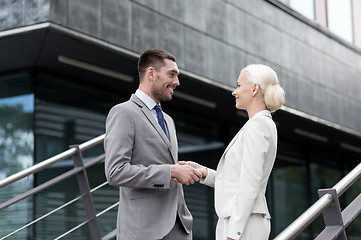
left=1, top=0, right=361, bottom=239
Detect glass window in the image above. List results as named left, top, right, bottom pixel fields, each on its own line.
left=289, top=0, right=315, bottom=19
left=173, top=108, right=225, bottom=240
left=343, top=170, right=361, bottom=238
left=310, top=162, right=341, bottom=235
left=0, top=73, right=34, bottom=239
left=32, top=70, right=228, bottom=239
left=327, top=0, right=353, bottom=42
left=279, top=0, right=315, bottom=20
left=33, top=72, right=116, bottom=239
left=271, top=159, right=310, bottom=238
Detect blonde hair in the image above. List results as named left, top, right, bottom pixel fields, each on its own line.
left=244, top=64, right=285, bottom=112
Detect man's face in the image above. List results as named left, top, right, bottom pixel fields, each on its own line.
left=151, top=59, right=180, bottom=103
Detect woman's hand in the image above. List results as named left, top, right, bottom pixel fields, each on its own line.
left=178, top=161, right=208, bottom=179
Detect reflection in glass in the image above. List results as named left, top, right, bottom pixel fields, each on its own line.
left=310, top=163, right=341, bottom=236
left=179, top=133, right=224, bottom=240
left=272, top=160, right=309, bottom=239
left=34, top=100, right=107, bottom=239
left=278, top=0, right=315, bottom=20
left=343, top=174, right=361, bottom=238
left=289, top=0, right=315, bottom=20
left=0, top=94, right=34, bottom=239
left=327, top=0, right=353, bottom=42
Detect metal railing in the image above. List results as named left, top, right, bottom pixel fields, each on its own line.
left=0, top=134, right=105, bottom=189
left=274, top=161, right=361, bottom=240
left=1, top=132, right=361, bottom=240
left=0, top=134, right=118, bottom=240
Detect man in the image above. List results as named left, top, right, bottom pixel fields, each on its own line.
left=104, top=48, right=202, bottom=240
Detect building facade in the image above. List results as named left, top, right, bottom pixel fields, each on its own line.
left=0, top=0, right=361, bottom=239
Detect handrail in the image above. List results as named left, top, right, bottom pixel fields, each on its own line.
left=0, top=194, right=85, bottom=240
left=0, top=134, right=105, bottom=189
left=333, top=161, right=361, bottom=196
left=0, top=154, right=105, bottom=211
left=2, top=131, right=361, bottom=240
left=53, top=182, right=117, bottom=240
left=274, top=161, right=361, bottom=240
left=0, top=134, right=109, bottom=240
left=273, top=194, right=333, bottom=240
left=1, top=181, right=114, bottom=240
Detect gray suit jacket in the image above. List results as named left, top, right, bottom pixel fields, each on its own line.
left=104, top=94, right=192, bottom=239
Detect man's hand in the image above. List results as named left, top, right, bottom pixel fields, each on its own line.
left=170, top=163, right=202, bottom=185
left=180, top=161, right=208, bottom=179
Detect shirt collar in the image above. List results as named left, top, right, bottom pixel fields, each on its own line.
left=135, top=89, right=158, bottom=110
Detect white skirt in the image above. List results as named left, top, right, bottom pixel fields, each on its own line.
left=216, top=213, right=271, bottom=240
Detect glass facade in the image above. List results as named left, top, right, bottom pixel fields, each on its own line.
left=175, top=109, right=226, bottom=240
left=272, top=159, right=309, bottom=238
left=277, top=0, right=358, bottom=45
left=268, top=138, right=361, bottom=239
left=327, top=0, right=354, bottom=42
left=33, top=71, right=118, bottom=239
left=278, top=0, right=315, bottom=19
left=0, top=69, right=361, bottom=239
left=0, top=72, right=34, bottom=239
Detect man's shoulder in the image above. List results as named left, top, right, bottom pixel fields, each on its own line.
left=107, top=99, right=139, bottom=119
left=163, top=111, right=173, bottom=120
left=111, top=96, right=140, bottom=110
left=112, top=99, right=133, bottom=109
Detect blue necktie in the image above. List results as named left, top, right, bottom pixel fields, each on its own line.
left=154, top=105, right=170, bottom=140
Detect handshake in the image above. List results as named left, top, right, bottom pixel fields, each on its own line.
left=170, top=161, right=208, bottom=185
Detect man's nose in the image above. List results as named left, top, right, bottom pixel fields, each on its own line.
left=174, top=77, right=180, bottom=86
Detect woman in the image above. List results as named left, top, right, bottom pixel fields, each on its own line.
left=188, top=64, right=285, bottom=240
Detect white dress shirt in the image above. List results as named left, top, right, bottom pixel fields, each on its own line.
left=135, top=89, right=169, bottom=137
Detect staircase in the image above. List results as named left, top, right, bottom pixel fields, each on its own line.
left=0, top=134, right=361, bottom=239
left=0, top=134, right=117, bottom=240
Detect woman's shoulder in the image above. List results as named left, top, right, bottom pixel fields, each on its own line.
left=248, top=110, right=272, bottom=123
left=246, top=112, right=275, bottom=133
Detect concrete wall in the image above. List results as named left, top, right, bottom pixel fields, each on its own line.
left=1, top=0, right=361, bottom=133
left=0, top=0, right=50, bottom=28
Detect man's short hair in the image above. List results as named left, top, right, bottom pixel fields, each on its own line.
left=138, top=48, right=176, bottom=81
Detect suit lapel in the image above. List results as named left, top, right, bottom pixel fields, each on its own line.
left=164, top=115, right=178, bottom=163
left=131, top=95, right=176, bottom=162
left=218, top=110, right=272, bottom=164
left=141, top=107, right=171, bottom=143
left=220, top=128, right=242, bottom=160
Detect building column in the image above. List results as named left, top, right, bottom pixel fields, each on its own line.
left=353, top=0, right=361, bottom=48
left=315, top=0, right=328, bottom=27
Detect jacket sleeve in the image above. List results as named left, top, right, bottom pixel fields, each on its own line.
left=200, top=168, right=216, bottom=188
left=227, top=120, right=271, bottom=239
left=104, top=105, right=171, bottom=189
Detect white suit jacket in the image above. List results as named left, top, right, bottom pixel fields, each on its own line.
left=201, top=110, right=277, bottom=239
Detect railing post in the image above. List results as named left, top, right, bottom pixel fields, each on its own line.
left=71, top=145, right=101, bottom=240
left=315, top=188, right=346, bottom=240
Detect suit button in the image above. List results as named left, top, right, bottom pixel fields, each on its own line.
left=237, top=232, right=241, bottom=235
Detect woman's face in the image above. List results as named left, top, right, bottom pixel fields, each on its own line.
left=232, top=70, right=254, bottom=110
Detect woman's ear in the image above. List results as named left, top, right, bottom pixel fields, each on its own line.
left=252, top=84, right=260, bottom=96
